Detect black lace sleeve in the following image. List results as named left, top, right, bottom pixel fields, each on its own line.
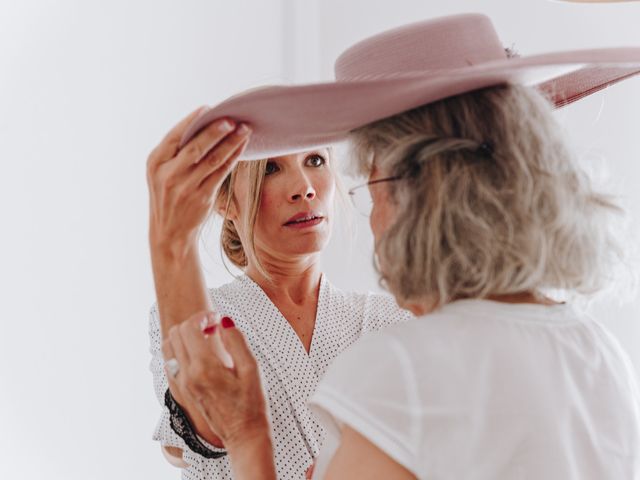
left=164, top=389, right=228, bottom=459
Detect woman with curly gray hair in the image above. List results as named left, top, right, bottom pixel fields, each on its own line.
left=310, top=82, right=639, bottom=479
left=160, top=14, right=640, bottom=479
left=349, top=83, right=625, bottom=310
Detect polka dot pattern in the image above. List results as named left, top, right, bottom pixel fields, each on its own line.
left=148, top=274, right=413, bottom=479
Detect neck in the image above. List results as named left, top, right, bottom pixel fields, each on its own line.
left=402, top=290, right=561, bottom=317
left=245, top=254, right=322, bottom=306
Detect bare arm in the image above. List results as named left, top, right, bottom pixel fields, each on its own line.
left=324, top=426, right=417, bottom=480
left=151, top=239, right=212, bottom=329
left=161, top=445, right=189, bottom=468
left=151, top=246, right=224, bottom=448
left=146, top=107, right=252, bottom=452
left=226, top=430, right=277, bottom=480
left=147, top=107, right=250, bottom=336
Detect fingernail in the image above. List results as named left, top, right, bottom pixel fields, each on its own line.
left=200, top=312, right=218, bottom=331
left=218, top=119, right=234, bottom=132
left=203, top=325, right=216, bottom=335
left=237, top=123, right=251, bottom=135
left=221, top=316, right=235, bottom=329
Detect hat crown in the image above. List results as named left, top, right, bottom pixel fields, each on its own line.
left=334, top=14, right=507, bottom=81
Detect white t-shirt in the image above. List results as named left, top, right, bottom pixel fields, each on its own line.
left=309, top=299, right=640, bottom=479
left=148, top=274, right=412, bottom=480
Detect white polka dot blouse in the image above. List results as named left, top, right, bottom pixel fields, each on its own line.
left=148, top=274, right=412, bottom=479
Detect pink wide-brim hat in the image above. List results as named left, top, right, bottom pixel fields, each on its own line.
left=180, top=13, right=640, bottom=160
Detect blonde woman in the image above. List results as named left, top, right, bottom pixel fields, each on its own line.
left=146, top=112, right=412, bottom=479
left=159, top=14, right=640, bottom=480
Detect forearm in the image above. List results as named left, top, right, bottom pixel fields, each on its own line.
left=150, top=235, right=212, bottom=337
left=227, top=431, right=277, bottom=480
left=151, top=240, right=225, bottom=446
left=167, top=387, right=226, bottom=448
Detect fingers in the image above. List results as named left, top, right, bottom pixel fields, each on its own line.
left=164, top=311, right=247, bottom=399
left=161, top=338, right=175, bottom=363
left=161, top=339, right=181, bottom=393
left=219, top=318, right=259, bottom=380
left=178, top=311, right=221, bottom=364
left=190, top=123, right=252, bottom=190
left=193, top=137, right=248, bottom=198
left=194, top=122, right=251, bottom=167
left=174, top=118, right=239, bottom=170
left=149, top=106, right=209, bottom=168
left=168, top=322, right=191, bottom=375
left=196, top=312, right=235, bottom=370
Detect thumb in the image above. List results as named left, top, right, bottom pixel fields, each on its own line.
left=219, top=317, right=258, bottom=379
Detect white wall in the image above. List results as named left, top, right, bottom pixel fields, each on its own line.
left=0, top=1, right=638, bottom=479
left=0, top=1, right=286, bottom=478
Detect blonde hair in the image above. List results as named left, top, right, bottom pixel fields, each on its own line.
left=350, top=83, right=627, bottom=307
left=215, top=159, right=270, bottom=279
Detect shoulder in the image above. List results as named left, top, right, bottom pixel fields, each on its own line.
left=323, top=278, right=414, bottom=332
left=309, top=324, right=422, bottom=475
left=315, top=302, right=495, bottom=393
left=206, top=275, right=247, bottom=303
left=317, top=325, right=416, bottom=399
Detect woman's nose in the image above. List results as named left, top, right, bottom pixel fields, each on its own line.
left=290, top=187, right=316, bottom=202
left=289, top=175, right=316, bottom=202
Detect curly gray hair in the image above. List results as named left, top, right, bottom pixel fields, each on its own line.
left=349, top=83, right=626, bottom=307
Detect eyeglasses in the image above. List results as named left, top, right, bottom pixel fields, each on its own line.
left=347, top=176, right=402, bottom=217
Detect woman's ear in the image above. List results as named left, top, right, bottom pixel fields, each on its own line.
left=215, top=196, right=239, bottom=222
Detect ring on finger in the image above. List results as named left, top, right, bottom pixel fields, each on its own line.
left=165, top=358, right=180, bottom=378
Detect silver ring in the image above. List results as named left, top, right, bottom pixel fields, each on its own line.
left=165, top=358, right=180, bottom=378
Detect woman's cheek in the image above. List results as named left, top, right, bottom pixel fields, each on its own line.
left=369, top=189, right=390, bottom=241
left=317, top=175, right=335, bottom=207
left=258, top=190, right=275, bottom=214
left=326, top=178, right=336, bottom=202
left=370, top=207, right=382, bottom=243
left=260, top=192, right=278, bottom=230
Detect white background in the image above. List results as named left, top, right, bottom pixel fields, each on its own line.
left=0, top=1, right=638, bottom=479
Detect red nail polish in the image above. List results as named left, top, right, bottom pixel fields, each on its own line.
left=221, top=316, right=235, bottom=329
left=203, top=325, right=216, bottom=335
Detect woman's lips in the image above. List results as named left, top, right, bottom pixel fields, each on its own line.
left=283, top=214, right=324, bottom=228
left=284, top=217, right=324, bottom=229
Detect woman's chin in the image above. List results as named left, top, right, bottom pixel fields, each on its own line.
left=282, top=234, right=331, bottom=257
left=281, top=222, right=331, bottom=249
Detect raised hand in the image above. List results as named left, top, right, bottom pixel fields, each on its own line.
left=147, top=107, right=252, bottom=252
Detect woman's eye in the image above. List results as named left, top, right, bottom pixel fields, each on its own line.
left=265, top=161, right=279, bottom=175
left=306, top=154, right=326, bottom=168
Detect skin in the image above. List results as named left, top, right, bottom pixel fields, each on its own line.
left=147, top=107, right=251, bottom=459
left=230, top=146, right=336, bottom=354
left=146, top=106, right=335, bottom=467
left=162, top=160, right=562, bottom=479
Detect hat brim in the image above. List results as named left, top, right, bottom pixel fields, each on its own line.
left=180, top=47, right=640, bottom=160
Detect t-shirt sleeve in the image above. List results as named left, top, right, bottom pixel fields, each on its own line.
left=361, top=293, right=414, bottom=333
left=309, top=330, right=421, bottom=477
left=590, top=320, right=640, bottom=415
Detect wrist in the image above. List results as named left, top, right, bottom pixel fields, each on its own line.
left=164, top=389, right=228, bottom=459
left=149, top=232, right=199, bottom=263
left=224, top=420, right=272, bottom=457
left=226, top=426, right=276, bottom=480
